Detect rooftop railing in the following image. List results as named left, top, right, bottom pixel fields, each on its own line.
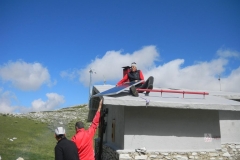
left=136, top=88, right=209, bottom=98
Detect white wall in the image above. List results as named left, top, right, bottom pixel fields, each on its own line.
left=124, top=107, right=221, bottom=151
left=219, top=111, right=240, bottom=144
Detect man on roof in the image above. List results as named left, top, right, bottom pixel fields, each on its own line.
left=116, top=62, right=154, bottom=97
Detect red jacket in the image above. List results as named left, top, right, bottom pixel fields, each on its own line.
left=117, top=70, right=144, bottom=86
left=71, top=111, right=100, bottom=160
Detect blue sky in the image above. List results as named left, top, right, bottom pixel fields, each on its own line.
left=1, top=0, right=240, bottom=113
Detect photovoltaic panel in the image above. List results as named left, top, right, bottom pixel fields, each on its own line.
left=91, top=80, right=143, bottom=98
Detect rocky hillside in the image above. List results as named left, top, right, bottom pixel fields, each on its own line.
left=1, top=104, right=90, bottom=131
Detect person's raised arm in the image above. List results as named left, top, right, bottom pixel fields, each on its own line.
left=87, top=98, right=103, bottom=136
left=97, top=99, right=103, bottom=112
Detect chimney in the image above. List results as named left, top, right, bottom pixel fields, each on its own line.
left=122, top=66, right=131, bottom=77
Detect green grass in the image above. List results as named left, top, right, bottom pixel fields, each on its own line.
left=0, top=115, right=76, bottom=160
left=0, top=106, right=98, bottom=160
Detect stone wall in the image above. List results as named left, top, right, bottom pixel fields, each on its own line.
left=95, top=141, right=240, bottom=160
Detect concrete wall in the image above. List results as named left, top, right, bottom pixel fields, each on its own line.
left=219, top=111, right=240, bottom=144
left=124, top=107, right=221, bottom=151
left=104, top=105, right=125, bottom=149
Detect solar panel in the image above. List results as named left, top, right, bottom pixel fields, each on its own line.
left=91, top=80, right=143, bottom=98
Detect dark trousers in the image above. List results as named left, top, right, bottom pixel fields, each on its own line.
left=137, top=76, right=154, bottom=93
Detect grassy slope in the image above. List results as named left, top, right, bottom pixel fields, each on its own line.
left=1, top=115, right=53, bottom=159
left=0, top=115, right=79, bottom=160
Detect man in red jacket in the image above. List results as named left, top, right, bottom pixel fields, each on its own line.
left=116, top=62, right=154, bottom=97
left=72, top=99, right=102, bottom=160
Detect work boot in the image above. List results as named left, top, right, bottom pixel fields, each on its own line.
left=130, top=86, right=139, bottom=97
left=145, top=84, right=153, bottom=96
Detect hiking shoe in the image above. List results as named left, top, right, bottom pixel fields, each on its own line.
left=146, top=84, right=153, bottom=95
left=130, top=86, right=139, bottom=97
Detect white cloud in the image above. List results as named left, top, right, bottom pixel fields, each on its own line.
left=217, top=48, right=240, bottom=58
left=0, top=89, right=17, bottom=113
left=221, top=67, right=240, bottom=92
left=0, top=60, right=51, bottom=91
left=19, top=93, right=65, bottom=113
left=79, top=45, right=159, bottom=86
left=60, top=69, right=79, bottom=80
left=29, top=93, right=65, bottom=112
left=144, top=58, right=229, bottom=90
left=78, top=46, right=240, bottom=92
left=0, top=90, right=65, bottom=113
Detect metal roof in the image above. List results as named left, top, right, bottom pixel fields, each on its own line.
left=91, top=85, right=240, bottom=111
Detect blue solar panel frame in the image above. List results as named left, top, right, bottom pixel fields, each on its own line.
left=91, top=80, right=143, bottom=98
